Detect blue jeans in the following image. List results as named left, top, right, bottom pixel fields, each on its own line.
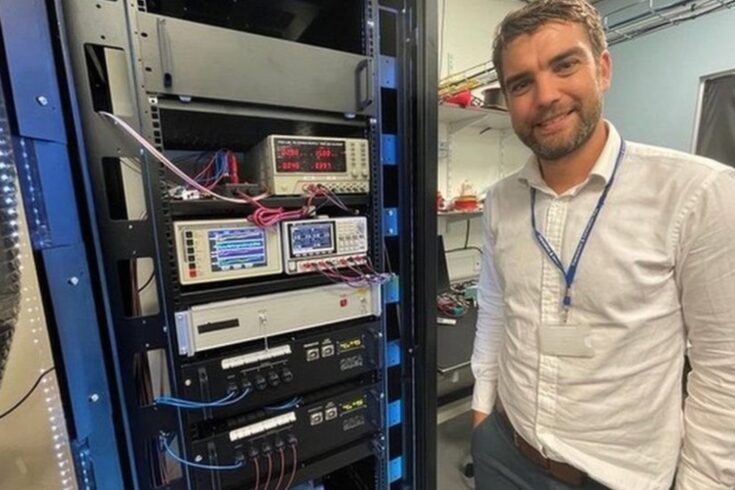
left=471, top=412, right=609, bottom=490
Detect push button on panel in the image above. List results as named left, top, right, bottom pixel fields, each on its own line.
left=254, top=374, right=268, bottom=391
left=267, top=371, right=281, bottom=387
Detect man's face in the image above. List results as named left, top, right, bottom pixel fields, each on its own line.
left=501, top=21, right=611, bottom=161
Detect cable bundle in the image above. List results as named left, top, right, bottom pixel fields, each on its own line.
left=437, top=292, right=468, bottom=318
left=191, top=149, right=240, bottom=189
left=238, top=189, right=309, bottom=228
left=160, top=432, right=244, bottom=471
left=155, top=388, right=251, bottom=409
left=314, top=256, right=394, bottom=288
left=263, top=439, right=299, bottom=490
left=240, top=184, right=353, bottom=229
left=98, top=112, right=269, bottom=205
left=264, top=396, right=302, bottom=412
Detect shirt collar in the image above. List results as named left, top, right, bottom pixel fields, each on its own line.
left=517, top=121, right=622, bottom=193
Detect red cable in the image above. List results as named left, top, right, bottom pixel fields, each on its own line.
left=325, top=261, right=366, bottom=286
left=192, top=153, right=216, bottom=183
left=284, top=445, right=298, bottom=490
left=228, top=151, right=239, bottom=184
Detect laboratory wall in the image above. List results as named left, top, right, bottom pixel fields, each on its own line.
left=604, top=6, right=735, bottom=152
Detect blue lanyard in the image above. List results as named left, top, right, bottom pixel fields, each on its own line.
left=531, top=141, right=626, bottom=313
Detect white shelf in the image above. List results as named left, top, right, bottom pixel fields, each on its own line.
left=438, top=103, right=511, bottom=133
left=438, top=210, right=483, bottom=222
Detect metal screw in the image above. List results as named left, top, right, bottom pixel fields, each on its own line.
left=68, top=276, right=79, bottom=286
left=36, top=96, right=49, bottom=106
left=89, top=394, right=100, bottom=403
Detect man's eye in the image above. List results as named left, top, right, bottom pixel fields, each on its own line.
left=510, top=80, right=530, bottom=94
left=556, top=59, right=579, bottom=74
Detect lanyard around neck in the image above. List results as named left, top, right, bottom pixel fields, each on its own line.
left=530, top=141, right=627, bottom=313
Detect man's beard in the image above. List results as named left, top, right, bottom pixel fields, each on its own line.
left=517, top=96, right=602, bottom=161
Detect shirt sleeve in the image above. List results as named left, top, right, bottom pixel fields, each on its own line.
left=470, top=191, right=506, bottom=414
left=674, top=169, right=735, bottom=490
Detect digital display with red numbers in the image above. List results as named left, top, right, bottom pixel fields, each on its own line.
left=274, top=138, right=347, bottom=173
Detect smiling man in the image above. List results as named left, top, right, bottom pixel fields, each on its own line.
left=470, top=1, right=735, bottom=489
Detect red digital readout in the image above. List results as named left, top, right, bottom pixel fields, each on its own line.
left=315, top=147, right=332, bottom=158
left=274, top=139, right=347, bottom=173
left=279, top=146, right=301, bottom=158
left=279, top=161, right=302, bottom=171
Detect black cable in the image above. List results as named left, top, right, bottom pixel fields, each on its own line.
left=446, top=246, right=483, bottom=255
left=0, top=367, right=56, bottom=420
left=463, top=219, right=471, bottom=249
left=136, top=272, right=156, bottom=293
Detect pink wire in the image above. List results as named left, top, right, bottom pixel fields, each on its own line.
left=254, top=457, right=261, bottom=490
left=284, top=445, right=298, bottom=490
left=274, top=448, right=286, bottom=490
left=264, top=453, right=272, bottom=490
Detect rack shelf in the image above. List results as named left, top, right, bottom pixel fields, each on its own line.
left=438, top=103, right=511, bottom=133
left=169, top=194, right=370, bottom=218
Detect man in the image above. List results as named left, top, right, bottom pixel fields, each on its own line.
left=470, top=1, right=735, bottom=489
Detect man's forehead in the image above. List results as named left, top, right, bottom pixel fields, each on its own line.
left=504, top=21, right=589, bottom=55
left=502, top=21, right=591, bottom=69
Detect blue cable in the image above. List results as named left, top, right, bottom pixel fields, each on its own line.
left=195, top=150, right=228, bottom=185
left=160, top=433, right=243, bottom=471
left=155, top=391, right=235, bottom=408
left=156, top=389, right=249, bottom=408
left=264, top=396, right=302, bottom=411
left=155, top=389, right=251, bottom=409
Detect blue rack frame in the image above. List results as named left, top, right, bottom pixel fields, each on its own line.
left=0, top=0, right=125, bottom=488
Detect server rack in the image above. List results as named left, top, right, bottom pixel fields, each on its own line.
left=2, top=0, right=437, bottom=488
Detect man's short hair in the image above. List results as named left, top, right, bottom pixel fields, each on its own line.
left=492, top=0, right=607, bottom=91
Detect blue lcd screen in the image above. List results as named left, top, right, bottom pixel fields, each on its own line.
left=291, top=222, right=335, bottom=256
left=208, top=227, right=267, bottom=272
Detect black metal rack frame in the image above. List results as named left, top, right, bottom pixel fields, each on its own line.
left=52, top=0, right=437, bottom=487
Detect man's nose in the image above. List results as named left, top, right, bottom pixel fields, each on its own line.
left=534, top=73, right=562, bottom=109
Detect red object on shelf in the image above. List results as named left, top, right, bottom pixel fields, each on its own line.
left=443, top=90, right=473, bottom=108
left=436, top=191, right=446, bottom=211
left=453, top=195, right=479, bottom=211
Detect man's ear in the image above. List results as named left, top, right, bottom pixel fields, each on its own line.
left=598, top=49, right=612, bottom=92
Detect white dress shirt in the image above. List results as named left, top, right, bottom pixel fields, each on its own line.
left=471, top=122, right=735, bottom=490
